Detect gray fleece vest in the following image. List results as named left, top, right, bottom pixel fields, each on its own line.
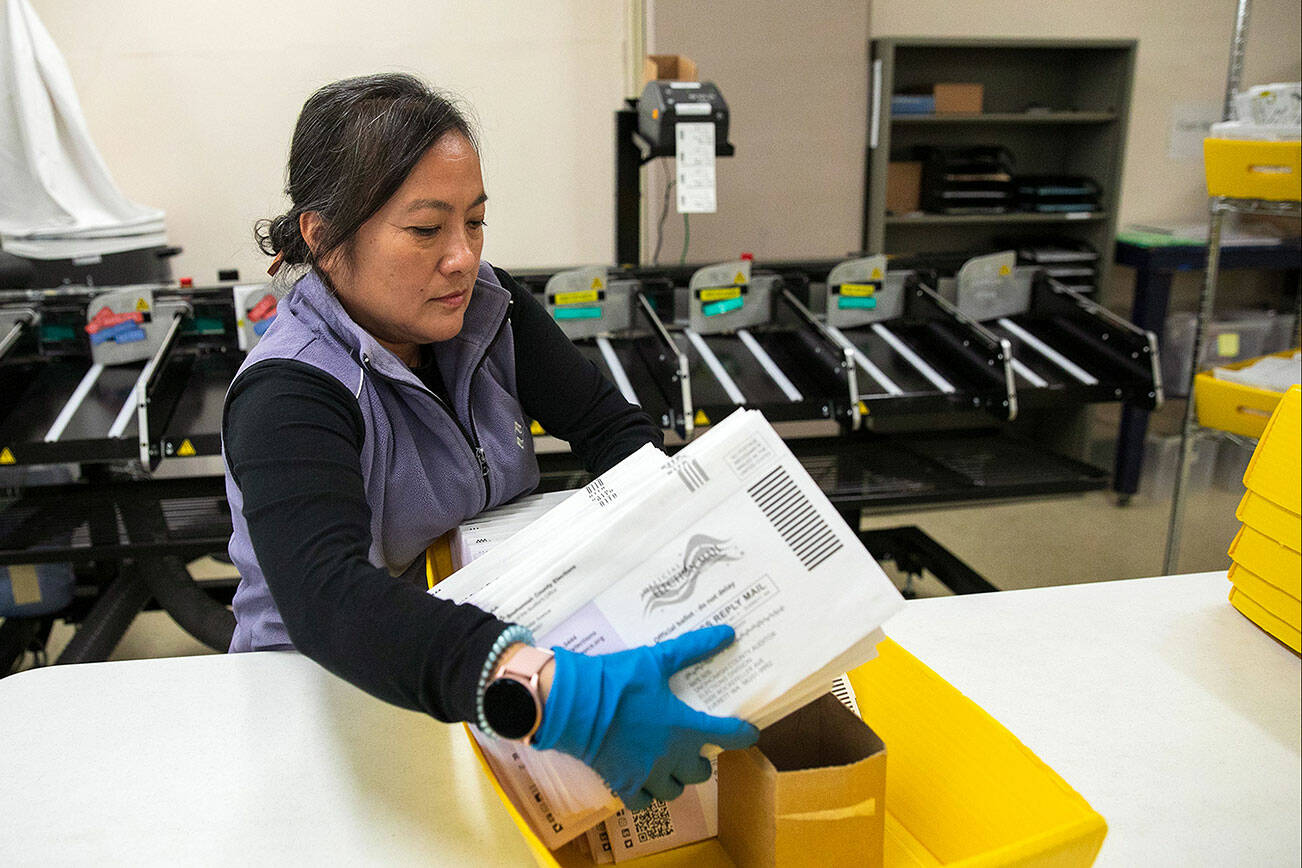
left=225, top=264, right=539, bottom=651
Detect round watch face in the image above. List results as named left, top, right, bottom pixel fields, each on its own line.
left=483, top=677, right=538, bottom=740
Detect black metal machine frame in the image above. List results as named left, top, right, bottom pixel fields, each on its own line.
left=1, top=256, right=1155, bottom=674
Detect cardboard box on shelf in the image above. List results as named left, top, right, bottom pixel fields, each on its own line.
left=643, top=54, right=698, bottom=87
left=886, top=161, right=923, bottom=214
left=717, top=693, right=887, bottom=868
left=933, top=83, right=983, bottom=114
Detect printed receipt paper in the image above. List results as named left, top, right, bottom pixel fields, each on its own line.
left=432, top=409, right=904, bottom=846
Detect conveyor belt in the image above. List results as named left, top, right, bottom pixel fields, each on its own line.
left=156, top=351, right=244, bottom=458
left=572, top=339, right=675, bottom=428
left=0, top=360, right=143, bottom=463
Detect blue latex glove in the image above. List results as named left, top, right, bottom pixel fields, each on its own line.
left=532, top=624, right=758, bottom=811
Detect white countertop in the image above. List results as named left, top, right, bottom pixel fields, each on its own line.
left=1, top=570, right=1297, bottom=866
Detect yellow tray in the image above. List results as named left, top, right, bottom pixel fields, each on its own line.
left=1237, top=490, right=1301, bottom=553
left=1193, top=352, right=1298, bottom=439
left=1242, top=385, right=1301, bottom=514
left=1229, top=563, right=1301, bottom=630
left=1229, top=585, right=1302, bottom=654
left=1204, top=138, right=1302, bottom=201
left=1229, top=524, right=1301, bottom=599
left=472, top=639, right=1107, bottom=867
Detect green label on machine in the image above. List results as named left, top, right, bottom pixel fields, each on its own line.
left=838, top=296, right=877, bottom=310
left=554, top=306, right=603, bottom=320
left=703, top=296, right=745, bottom=317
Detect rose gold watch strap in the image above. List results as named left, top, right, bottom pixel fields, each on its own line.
left=495, top=645, right=554, bottom=686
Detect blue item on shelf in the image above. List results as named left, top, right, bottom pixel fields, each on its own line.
left=891, top=95, right=936, bottom=115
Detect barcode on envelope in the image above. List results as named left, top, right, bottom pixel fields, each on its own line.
left=747, top=466, right=842, bottom=570
left=674, top=457, right=709, bottom=493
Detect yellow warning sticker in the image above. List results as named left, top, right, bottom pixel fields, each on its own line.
left=839, top=283, right=877, bottom=298
left=177, top=439, right=197, bottom=457
left=530, top=420, right=545, bottom=436
left=733, top=272, right=747, bottom=286
left=998, top=264, right=1011, bottom=277
left=693, top=410, right=710, bottom=426
left=858, top=401, right=869, bottom=416
left=870, top=267, right=883, bottom=279
left=590, top=277, right=605, bottom=291
left=136, top=297, right=150, bottom=312
left=555, top=289, right=600, bottom=306
left=0, top=447, right=15, bottom=465
left=699, top=287, right=742, bottom=302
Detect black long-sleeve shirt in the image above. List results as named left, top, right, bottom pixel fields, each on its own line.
left=223, top=267, right=661, bottom=722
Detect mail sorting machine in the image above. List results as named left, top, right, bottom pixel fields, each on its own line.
left=0, top=258, right=1161, bottom=667
left=801, top=251, right=1163, bottom=425
left=523, top=260, right=856, bottom=444
left=525, top=252, right=1161, bottom=441
left=0, top=282, right=245, bottom=669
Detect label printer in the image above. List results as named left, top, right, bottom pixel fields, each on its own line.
left=637, top=81, right=733, bottom=157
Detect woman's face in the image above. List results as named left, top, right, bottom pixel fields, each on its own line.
left=319, top=133, right=487, bottom=363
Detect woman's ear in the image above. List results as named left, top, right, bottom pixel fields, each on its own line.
left=299, top=211, right=324, bottom=256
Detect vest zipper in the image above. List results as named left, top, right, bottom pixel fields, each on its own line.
left=465, top=300, right=514, bottom=498
left=357, top=297, right=513, bottom=510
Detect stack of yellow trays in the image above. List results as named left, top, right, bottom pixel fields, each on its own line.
left=1228, top=385, right=1301, bottom=652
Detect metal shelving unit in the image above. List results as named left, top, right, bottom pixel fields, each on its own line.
left=864, top=37, right=1137, bottom=286
left=1163, top=0, right=1302, bottom=573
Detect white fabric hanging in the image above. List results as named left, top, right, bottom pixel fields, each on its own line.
left=0, top=0, right=166, bottom=259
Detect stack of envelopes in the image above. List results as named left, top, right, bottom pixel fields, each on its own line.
left=431, top=409, right=905, bottom=847
left=1228, top=385, right=1301, bottom=652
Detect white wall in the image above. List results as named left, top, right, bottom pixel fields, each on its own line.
left=24, top=1, right=1302, bottom=280
left=28, top=0, right=629, bottom=281
left=649, top=1, right=872, bottom=264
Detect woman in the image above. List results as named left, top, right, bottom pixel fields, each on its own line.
left=223, top=73, right=756, bottom=810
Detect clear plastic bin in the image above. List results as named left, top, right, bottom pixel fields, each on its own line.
left=1141, top=433, right=1218, bottom=498
left=1161, top=311, right=1276, bottom=397
left=1213, top=434, right=1258, bottom=491
left=1264, top=311, right=1299, bottom=353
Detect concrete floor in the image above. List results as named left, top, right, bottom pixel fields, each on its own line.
left=13, top=433, right=1245, bottom=668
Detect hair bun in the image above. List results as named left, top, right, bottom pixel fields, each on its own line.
left=255, top=212, right=310, bottom=263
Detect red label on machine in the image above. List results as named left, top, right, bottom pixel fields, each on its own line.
left=247, top=294, right=278, bottom=322
left=84, top=307, right=144, bottom=335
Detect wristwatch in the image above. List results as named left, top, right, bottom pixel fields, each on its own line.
left=482, top=645, right=553, bottom=741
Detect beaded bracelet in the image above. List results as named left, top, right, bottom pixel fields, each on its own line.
left=475, top=623, right=536, bottom=735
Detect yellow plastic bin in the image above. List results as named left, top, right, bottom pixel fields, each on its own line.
left=1229, top=524, right=1301, bottom=599
left=469, top=639, right=1107, bottom=867
left=1228, top=563, right=1301, bottom=631
left=1241, top=385, right=1301, bottom=514
left=1204, top=138, right=1302, bottom=200
left=1193, top=351, right=1299, bottom=439
left=1229, top=585, right=1302, bottom=653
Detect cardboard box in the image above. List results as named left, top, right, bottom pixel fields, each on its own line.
left=933, top=83, right=983, bottom=114
left=886, top=161, right=922, bottom=214
left=643, top=54, right=698, bottom=88
left=717, top=693, right=886, bottom=868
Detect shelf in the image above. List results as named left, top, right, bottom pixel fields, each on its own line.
left=891, top=112, right=1117, bottom=125
left=886, top=212, right=1109, bottom=226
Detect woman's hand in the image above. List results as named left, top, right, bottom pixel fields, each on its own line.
left=531, top=625, right=758, bottom=810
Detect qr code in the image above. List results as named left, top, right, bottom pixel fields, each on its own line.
left=632, top=800, right=674, bottom=843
